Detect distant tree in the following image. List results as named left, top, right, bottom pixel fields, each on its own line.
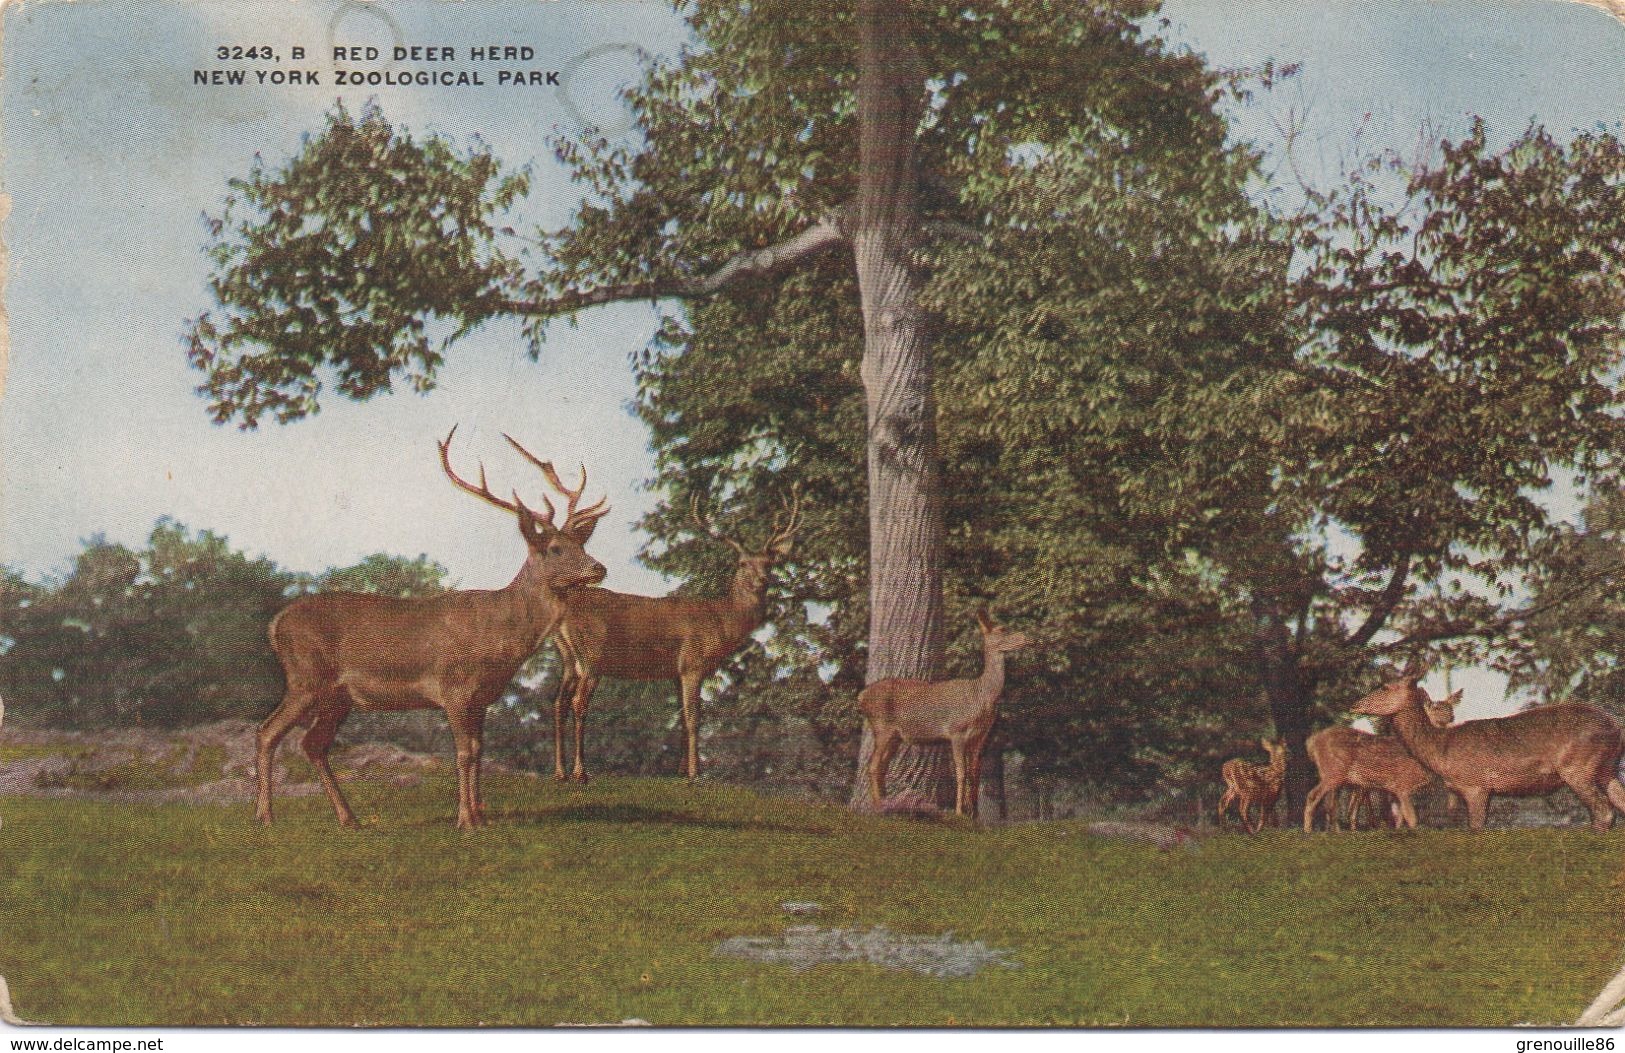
left=0, top=525, right=461, bottom=729
left=318, top=553, right=450, bottom=597
left=138, top=521, right=295, bottom=724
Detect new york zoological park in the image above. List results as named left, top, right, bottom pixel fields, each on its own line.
left=5, top=0, right=1625, bottom=1028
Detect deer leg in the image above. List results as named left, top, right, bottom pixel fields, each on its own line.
left=570, top=674, right=597, bottom=784
left=1460, top=787, right=1490, bottom=830
left=1245, top=795, right=1264, bottom=834
left=300, top=703, right=356, bottom=828
left=1607, top=778, right=1625, bottom=816
left=1344, top=788, right=1363, bottom=830
left=949, top=737, right=970, bottom=817
left=255, top=685, right=321, bottom=825
left=447, top=705, right=484, bottom=830
left=1303, top=782, right=1331, bottom=833
left=966, top=736, right=987, bottom=822
left=1394, top=792, right=1418, bottom=830
left=470, top=705, right=490, bottom=821
left=868, top=729, right=901, bottom=804
left=552, top=664, right=577, bottom=783
left=1217, top=787, right=1236, bottom=827
left=679, top=672, right=704, bottom=781
left=1562, top=770, right=1615, bottom=833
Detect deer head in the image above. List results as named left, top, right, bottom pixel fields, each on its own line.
left=1352, top=663, right=1430, bottom=718
left=1260, top=737, right=1289, bottom=769
left=690, top=486, right=803, bottom=603
left=975, top=608, right=1030, bottom=656
left=439, top=426, right=608, bottom=591
left=1425, top=688, right=1462, bottom=728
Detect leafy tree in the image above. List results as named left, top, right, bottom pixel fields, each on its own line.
left=0, top=524, right=294, bottom=727
left=318, top=553, right=450, bottom=597
left=1154, top=123, right=1625, bottom=804
left=1508, top=488, right=1625, bottom=719
left=185, top=0, right=1265, bottom=804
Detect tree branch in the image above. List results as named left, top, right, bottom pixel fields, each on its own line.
left=496, top=205, right=856, bottom=316
left=1340, top=551, right=1412, bottom=651
left=1373, top=558, right=1625, bottom=653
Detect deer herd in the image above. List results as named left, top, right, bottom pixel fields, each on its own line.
left=256, top=429, right=1625, bottom=835
left=1220, top=665, right=1625, bottom=835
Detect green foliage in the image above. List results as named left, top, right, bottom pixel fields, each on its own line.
left=0, top=524, right=293, bottom=728
left=185, top=100, right=529, bottom=427
left=1, top=782, right=1618, bottom=1025
left=1510, top=489, right=1625, bottom=717
left=317, top=552, right=450, bottom=597
left=0, top=527, right=453, bottom=729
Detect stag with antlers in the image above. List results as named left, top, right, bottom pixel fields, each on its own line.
left=543, top=484, right=802, bottom=783
left=256, top=428, right=610, bottom=829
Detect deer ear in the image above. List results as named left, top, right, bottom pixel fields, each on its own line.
left=565, top=520, right=600, bottom=545
left=1446, top=689, right=1463, bottom=704
left=512, top=493, right=554, bottom=546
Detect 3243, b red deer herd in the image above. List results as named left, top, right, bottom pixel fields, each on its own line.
left=256, top=427, right=1625, bottom=835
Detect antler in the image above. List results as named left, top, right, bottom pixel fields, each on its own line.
left=690, top=494, right=748, bottom=556
left=439, top=426, right=557, bottom=525
left=511, top=434, right=611, bottom=536
left=766, top=484, right=803, bottom=551
left=690, top=483, right=803, bottom=557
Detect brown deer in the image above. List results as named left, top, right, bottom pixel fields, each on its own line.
left=543, top=485, right=802, bottom=783
left=257, top=428, right=610, bottom=829
left=1353, top=667, right=1625, bottom=832
left=859, top=609, right=1030, bottom=819
left=1217, top=738, right=1289, bottom=832
left=1303, top=690, right=1459, bottom=832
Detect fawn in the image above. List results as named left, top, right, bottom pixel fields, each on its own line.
left=1218, top=738, right=1288, bottom=832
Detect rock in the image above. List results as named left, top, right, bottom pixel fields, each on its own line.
left=715, top=925, right=1018, bottom=978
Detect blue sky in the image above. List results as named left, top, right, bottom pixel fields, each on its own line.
left=2, top=0, right=1623, bottom=714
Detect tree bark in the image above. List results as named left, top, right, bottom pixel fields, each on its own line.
left=1251, top=597, right=1314, bottom=821
left=848, top=0, right=954, bottom=809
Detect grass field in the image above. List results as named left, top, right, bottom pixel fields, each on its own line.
left=0, top=773, right=1620, bottom=1027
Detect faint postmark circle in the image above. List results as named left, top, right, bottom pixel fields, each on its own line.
left=327, top=1, right=406, bottom=66
left=556, top=42, right=644, bottom=139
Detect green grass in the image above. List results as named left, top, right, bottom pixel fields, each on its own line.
left=0, top=744, right=92, bottom=765
left=0, top=775, right=1619, bottom=1027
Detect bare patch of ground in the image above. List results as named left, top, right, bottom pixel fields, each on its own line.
left=715, top=925, right=1019, bottom=978
left=0, top=720, right=475, bottom=804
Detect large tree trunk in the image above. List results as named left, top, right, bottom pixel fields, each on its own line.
left=848, top=0, right=954, bottom=809
left=1251, top=597, right=1314, bottom=821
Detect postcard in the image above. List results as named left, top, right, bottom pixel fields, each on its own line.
left=2, top=0, right=1623, bottom=1033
